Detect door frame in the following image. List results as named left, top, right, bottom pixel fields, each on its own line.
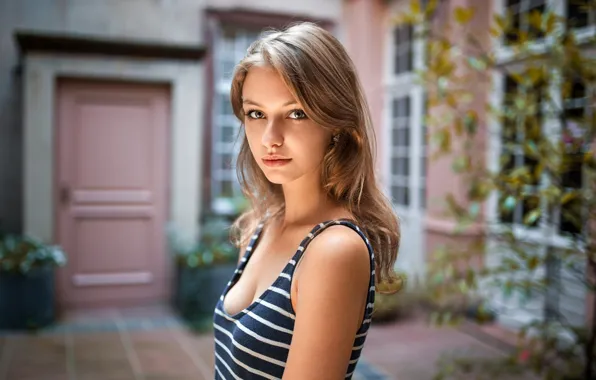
left=54, top=78, right=172, bottom=308
left=22, top=53, right=204, bottom=308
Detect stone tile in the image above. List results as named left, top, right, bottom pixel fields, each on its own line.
left=75, top=358, right=135, bottom=379
left=183, top=331, right=216, bottom=370
left=171, top=329, right=215, bottom=379
left=72, top=332, right=128, bottom=361
left=6, top=362, right=68, bottom=380
left=0, top=305, right=527, bottom=380
left=361, top=316, right=507, bottom=380
left=9, top=335, right=67, bottom=366
left=129, top=330, right=200, bottom=377
left=118, top=304, right=173, bottom=319
left=61, top=307, right=120, bottom=323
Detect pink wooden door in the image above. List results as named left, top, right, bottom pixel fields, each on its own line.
left=55, top=79, right=170, bottom=309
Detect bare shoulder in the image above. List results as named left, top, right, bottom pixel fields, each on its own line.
left=310, top=224, right=369, bottom=259
left=298, top=224, right=371, bottom=284
left=283, top=224, right=372, bottom=378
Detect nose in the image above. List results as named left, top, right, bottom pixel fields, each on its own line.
left=261, top=117, right=284, bottom=150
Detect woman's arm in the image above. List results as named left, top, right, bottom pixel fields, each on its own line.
left=282, top=226, right=371, bottom=380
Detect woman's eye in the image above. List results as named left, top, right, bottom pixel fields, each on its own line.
left=246, top=110, right=265, bottom=119
left=289, top=109, right=307, bottom=120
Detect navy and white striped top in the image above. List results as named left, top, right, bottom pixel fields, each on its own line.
left=213, top=219, right=376, bottom=379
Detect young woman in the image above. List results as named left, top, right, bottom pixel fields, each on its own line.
left=213, top=22, right=400, bottom=380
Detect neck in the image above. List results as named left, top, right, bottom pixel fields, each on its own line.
left=279, top=172, right=335, bottom=228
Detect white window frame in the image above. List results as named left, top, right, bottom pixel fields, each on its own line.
left=488, top=0, right=594, bottom=249
left=211, top=25, right=259, bottom=212
left=383, top=1, right=427, bottom=218
left=487, top=0, right=592, bottom=327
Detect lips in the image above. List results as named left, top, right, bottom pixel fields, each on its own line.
left=262, top=155, right=292, bottom=167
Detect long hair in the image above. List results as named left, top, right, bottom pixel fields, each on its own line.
left=228, top=22, right=400, bottom=285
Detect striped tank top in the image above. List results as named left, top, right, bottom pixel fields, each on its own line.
left=212, top=219, right=376, bottom=379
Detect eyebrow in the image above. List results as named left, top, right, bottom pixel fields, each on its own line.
left=242, top=99, right=298, bottom=107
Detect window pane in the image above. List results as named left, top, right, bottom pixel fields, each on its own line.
left=392, top=128, right=400, bottom=147
left=222, top=60, right=236, bottom=81
left=421, top=154, right=427, bottom=177
left=420, top=186, right=426, bottom=209
left=220, top=93, right=233, bottom=116
left=560, top=198, right=582, bottom=234
left=562, top=80, right=585, bottom=190
left=391, top=186, right=410, bottom=207
left=567, top=0, right=592, bottom=28
left=391, top=157, right=409, bottom=176
left=400, top=55, right=410, bottom=75
left=403, top=186, right=410, bottom=206
left=221, top=125, right=236, bottom=143
left=392, top=99, right=400, bottom=118
left=524, top=156, right=540, bottom=186
left=505, top=0, right=546, bottom=44
left=562, top=152, right=583, bottom=189
left=397, top=129, right=409, bottom=147
left=406, top=43, right=413, bottom=72
left=397, top=157, right=410, bottom=176
left=394, top=25, right=413, bottom=75
left=221, top=153, right=233, bottom=170
left=221, top=180, right=234, bottom=198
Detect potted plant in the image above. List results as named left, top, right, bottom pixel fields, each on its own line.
left=0, top=234, right=67, bottom=330
left=170, top=197, right=249, bottom=329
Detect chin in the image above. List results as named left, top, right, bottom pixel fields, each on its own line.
left=262, top=171, right=296, bottom=185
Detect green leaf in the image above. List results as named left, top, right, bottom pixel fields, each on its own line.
left=494, top=14, right=507, bottom=31
left=467, top=57, right=486, bottom=71
left=458, top=280, right=468, bottom=293
left=561, top=191, right=577, bottom=205
left=528, top=9, right=543, bottom=31
left=523, top=209, right=541, bottom=225
left=454, top=6, right=474, bottom=25
left=503, top=195, right=516, bottom=211
left=463, top=110, right=478, bottom=134
left=527, top=255, right=539, bottom=270
left=452, top=156, right=469, bottom=172
left=503, top=280, right=514, bottom=298
left=468, top=202, right=480, bottom=218
left=410, top=0, right=421, bottom=16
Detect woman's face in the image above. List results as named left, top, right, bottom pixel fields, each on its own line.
left=241, top=65, right=332, bottom=185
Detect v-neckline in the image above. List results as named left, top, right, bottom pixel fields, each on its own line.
left=220, top=219, right=356, bottom=319
left=220, top=222, right=287, bottom=319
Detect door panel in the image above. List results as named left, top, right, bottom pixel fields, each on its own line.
left=55, top=79, right=170, bottom=308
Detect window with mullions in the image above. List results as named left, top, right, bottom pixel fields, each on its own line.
left=212, top=26, right=259, bottom=202
left=498, top=75, right=545, bottom=227
left=390, top=97, right=411, bottom=206
left=559, top=79, right=588, bottom=235
left=393, top=25, right=413, bottom=75
left=567, top=0, right=596, bottom=29
left=505, top=0, right=546, bottom=44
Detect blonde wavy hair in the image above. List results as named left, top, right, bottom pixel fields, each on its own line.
left=228, top=22, right=400, bottom=286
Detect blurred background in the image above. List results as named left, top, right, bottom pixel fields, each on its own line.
left=0, top=0, right=595, bottom=379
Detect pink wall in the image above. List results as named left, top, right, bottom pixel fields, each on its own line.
left=342, top=0, right=387, bottom=176
left=425, top=0, right=492, bottom=266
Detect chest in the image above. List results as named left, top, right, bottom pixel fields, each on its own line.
left=222, top=227, right=309, bottom=316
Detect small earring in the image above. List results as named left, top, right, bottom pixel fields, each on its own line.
left=332, top=134, right=340, bottom=144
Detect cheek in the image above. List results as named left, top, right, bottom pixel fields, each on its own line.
left=294, top=127, right=330, bottom=161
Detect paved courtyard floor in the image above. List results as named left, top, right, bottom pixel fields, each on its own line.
left=0, top=304, right=523, bottom=380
